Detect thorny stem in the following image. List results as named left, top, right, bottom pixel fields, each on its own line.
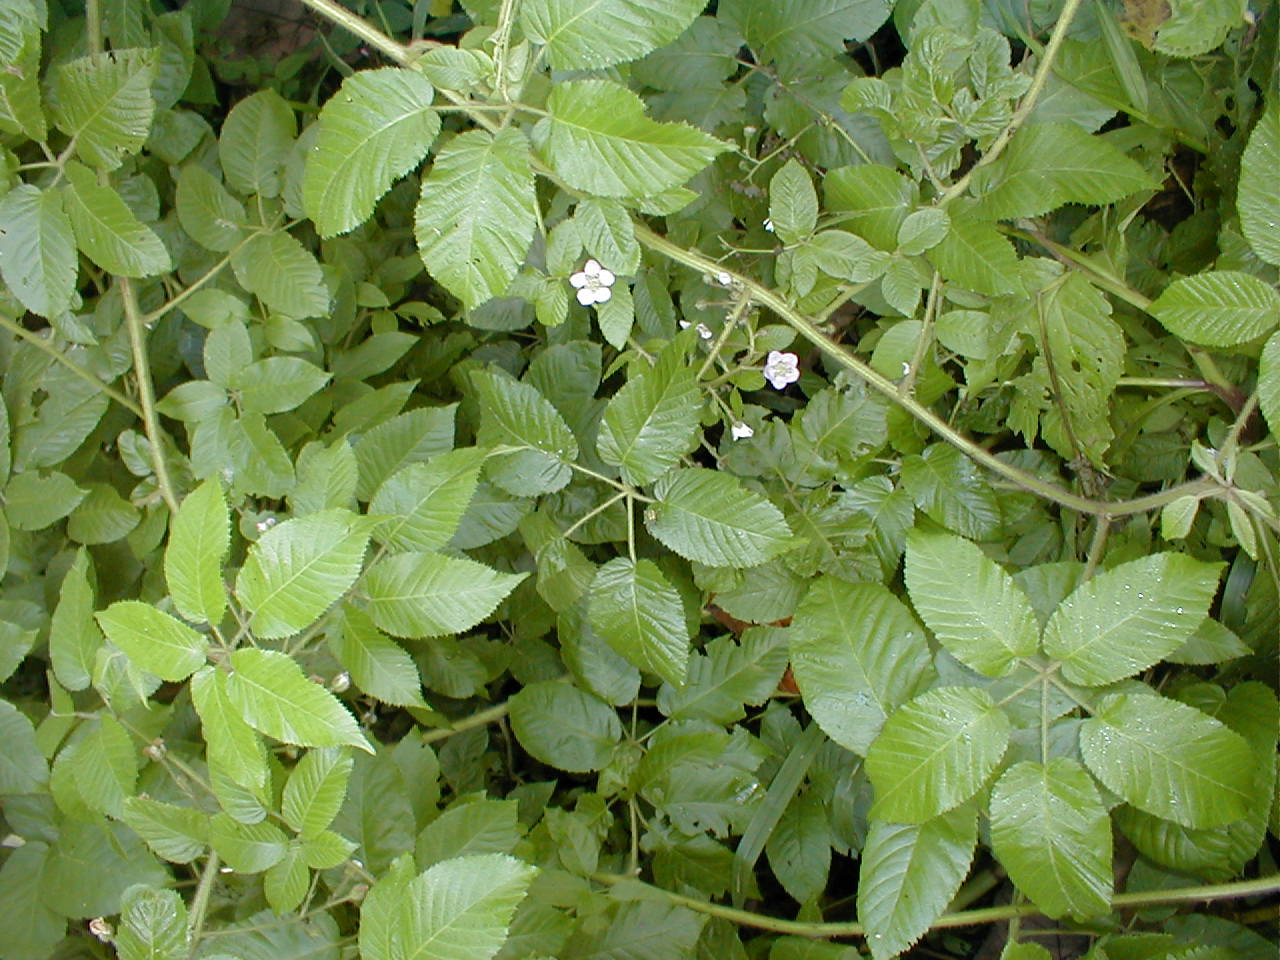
left=296, top=0, right=411, bottom=65
left=187, top=852, right=221, bottom=956
left=120, top=278, right=180, bottom=513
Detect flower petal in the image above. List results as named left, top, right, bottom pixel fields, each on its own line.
left=593, top=286, right=612, bottom=304
left=570, top=272, right=589, bottom=288
left=597, top=268, right=616, bottom=287
left=576, top=287, right=595, bottom=306
left=583, top=259, right=602, bottom=276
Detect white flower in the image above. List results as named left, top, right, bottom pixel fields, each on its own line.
left=255, top=516, right=277, bottom=533
left=763, top=218, right=775, bottom=233
left=763, top=350, right=800, bottom=390
left=731, top=421, right=754, bottom=440
left=679, top=320, right=714, bottom=339
left=570, top=258, right=615, bottom=306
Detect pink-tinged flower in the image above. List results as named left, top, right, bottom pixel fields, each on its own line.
left=731, top=421, right=754, bottom=440
left=570, top=259, right=615, bottom=306
left=763, top=350, right=800, bottom=390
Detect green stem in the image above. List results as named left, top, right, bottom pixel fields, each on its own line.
left=421, top=701, right=511, bottom=744
left=186, top=852, right=220, bottom=956
left=635, top=225, right=1217, bottom=521
left=120, top=278, right=180, bottom=513
left=491, top=0, right=520, bottom=101
left=143, top=229, right=264, bottom=326
left=85, top=0, right=102, bottom=54
left=901, top=271, right=941, bottom=397
left=296, top=0, right=411, bottom=65
left=0, top=312, right=143, bottom=417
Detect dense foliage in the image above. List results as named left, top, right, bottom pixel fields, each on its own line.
left=0, top=0, right=1277, bottom=958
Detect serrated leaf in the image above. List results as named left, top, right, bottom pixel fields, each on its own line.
left=330, top=604, right=428, bottom=707
left=789, top=579, right=932, bottom=756
left=0, top=27, right=46, bottom=142
left=509, top=680, right=622, bottom=772
left=824, top=163, right=913, bottom=250
left=354, top=405, right=457, bottom=501
left=306, top=67, right=440, bottom=237
left=471, top=368, right=578, bottom=496
left=174, top=163, right=246, bottom=252
left=1167, top=617, right=1250, bottom=665
left=371, top=447, right=485, bottom=553
left=164, top=479, right=229, bottom=625
left=574, top=197, right=640, bottom=275
left=115, top=886, right=188, bottom=960
left=1150, top=270, right=1280, bottom=347
left=210, top=812, right=288, bottom=873
left=722, top=0, right=892, bottom=67
left=1239, top=100, right=1280, bottom=266
left=770, top=159, right=819, bottom=244
left=52, top=48, right=154, bottom=170
left=234, top=509, right=372, bottom=639
left=190, top=666, right=269, bottom=790
left=588, top=556, right=689, bottom=685
left=657, top=628, right=789, bottom=725
left=647, top=468, right=795, bottom=568
left=120, top=796, right=209, bottom=863
left=219, top=88, right=294, bottom=198
left=905, top=530, right=1038, bottom=678
left=766, top=788, right=830, bottom=905
left=1042, top=552, right=1220, bottom=686
left=264, top=843, right=309, bottom=913
left=990, top=758, right=1112, bottom=919
left=900, top=443, right=1001, bottom=540
left=0, top=697, right=47, bottom=793
left=532, top=79, right=727, bottom=198
left=364, top=551, right=527, bottom=638
left=857, top=805, right=976, bottom=960
left=49, top=548, right=100, bottom=691
left=522, top=0, right=706, bottom=70
left=866, top=686, right=1010, bottom=823
left=61, top=161, right=169, bottom=277
left=972, top=123, right=1157, bottom=220
left=283, top=747, right=353, bottom=839
left=1080, top=693, right=1253, bottom=828
left=0, top=184, right=77, bottom=319
left=231, top=356, right=330, bottom=414
left=926, top=213, right=1020, bottom=296
left=1259, top=331, right=1280, bottom=439
left=596, top=347, right=701, bottom=486
left=230, top=229, right=330, bottom=318
left=226, top=648, right=373, bottom=753
left=55, top=713, right=136, bottom=819
left=414, top=127, right=537, bottom=310
left=95, top=601, right=208, bottom=681
left=396, top=854, right=536, bottom=960
left=416, top=800, right=519, bottom=868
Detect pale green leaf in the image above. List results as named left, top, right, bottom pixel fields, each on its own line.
left=231, top=356, right=330, bottom=414
left=416, top=800, right=519, bottom=868
left=990, top=758, right=1112, bottom=919
left=522, top=0, right=706, bottom=70
left=120, top=796, right=209, bottom=863
left=866, top=686, right=1010, bottom=823
left=532, top=79, right=728, bottom=198
left=657, top=628, right=789, bottom=725
left=1150, top=270, right=1280, bottom=347
left=769, top=158, right=819, bottom=244
left=354, top=405, right=457, bottom=501
left=54, top=713, right=136, bottom=819
left=399, top=854, right=537, bottom=960
left=234, top=509, right=372, bottom=640
left=789, top=578, right=932, bottom=756
left=95, top=601, right=208, bottom=682
left=471, top=368, right=577, bottom=496
left=219, top=88, right=295, bottom=198
left=330, top=604, right=428, bottom=707
left=66, top=482, right=139, bottom=544
left=0, top=27, right=47, bottom=142
left=926, top=212, right=1020, bottom=296
left=896, top=208, right=949, bottom=255
left=1259, top=331, right=1280, bottom=440
left=905, top=530, right=1039, bottom=678
left=414, top=127, right=537, bottom=310
left=210, top=812, right=288, bottom=873
left=824, top=163, right=913, bottom=250
left=1080, top=693, right=1253, bottom=829
left=1042, top=552, right=1221, bottom=686
left=174, top=164, right=246, bottom=252
left=190, top=666, right=269, bottom=790
left=115, top=886, right=188, bottom=960
left=857, top=805, right=976, bottom=960
left=0, top=184, right=77, bottom=319
left=164, top=479, right=229, bottom=625
left=573, top=197, right=640, bottom=275
left=306, top=66, right=440, bottom=237
left=588, top=556, right=689, bottom=685
left=51, top=48, right=154, bottom=170
left=226, top=648, right=374, bottom=753
left=0, top=843, right=65, bottom=960
left=370, top=447, right=485, bottom=553
left=61, top=161, right=170, bottom=276
left=364, top=551, right=527, bottom=638
left=1239, top=100, right=1280, bottom=267
left=49, top=548, right=100, bottom=691
left=0, top=697, right=47, bottom=793
left=282, top=747, right=353, bottom=839
left=1153, top=0, right=1240, bottom=57
left=596, top=346, right=701, bottom=485
left=647, top=468, right=795, bottom=568
left=230, top=229, right=330, bottom=318
left=722, top=0, right=893, bottom=67
left=263, top=843, right=309, bottom=913
left=509, top=681, right=621, bottom=773
left=900, top=443, right=1001, bottom=540
left=1167, top=617, right=1250, bottom=665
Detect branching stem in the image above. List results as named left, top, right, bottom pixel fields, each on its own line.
left=120, top=278, right=180, bottom=513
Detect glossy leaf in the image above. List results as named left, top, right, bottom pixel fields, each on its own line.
left=371, top=447, right=485, bottom=553
left=588, top=556, right=689, bottom=685
left=330, top=604, right=429, bottom=708
left=282, top=747, right=354, bottom=839
left=95, top=601, right=208, bottom=681
left=190, top=666, right=269, bottom=790
left=164, top=479, right=229, bottom=625
left=364, top=551, right=527, bottom=638
left=647, top=468, right=794, bottom=568
left=523, top=0, right=705, bottom=70
left=120, top=796, right=209, bottom=863
left=1150, top=270, right=1280, bottom=347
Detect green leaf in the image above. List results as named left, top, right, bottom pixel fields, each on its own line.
left=330, top=605, right=428, bottom=708
left=1042, top=552, right=1221, bottom=686
left=0, top=843, right=65, bottom=960
left=789, top=578, right=933, bottom=756
left=61, top=161, right=170, bottom=276
left=900, top=444, right=1001, bottom=540
left=414, top=127, right=538, bottom=311
left=588, top=556, right=689, bottom=685
left=49, top=548, right=101, bottom=691
left=53, top=713, right=136, bottom=819
left=1149, top=269, right=1280, bottom=347
left=471, top=368, right=578, bottom=496
left=596, top=346, right=701, bottom=486
left=647, top=468, right=795, bottom=568
left=0, top=697, right=47, bottom=793
left=364, top=551, right=527, bottom=638
left=1260, top=331, right=1280, bottom=439
left=657, top=628, right=789, bottom=725
left=66, top=482, right=139, bottom=544
left=395, top=854, right=536, bottom=960
left=219, top=88, right=295, bottom=198
left=905, top=530, right=1039, bottom=678
left=562, top=900, right=704, bottom=960
left=1167, top=617, right=1250, bottom=665
left=210, top=812, right=288, bottom=873
left=226, top=648, right=374, bottom=753
left=51, top=49, right=154, bottom=170
left=1079, top=693, right=1253, bottom=829
left=5, top=469, right=86, bottom=530
left=305, top=67, right=440, bottom=237
left=190, top=666, right=269, bottom=790
left=371, top=447, right=485, bottom=552
left=416, top=800, right=520, bottom=867
left=573, top=197, right=641, bottom=275
left=857, top=805, right=976, bottom=960
left=283, top=747, right=354, bottom=839
left=972, top=123, right=1157, bottom=220
left=532, top=79, right=727, bottom=198
left=354, top=405, right=457, bottom=501
left=0, top=184, right=77, bottom=319
left=522, top=0, right=706, bottom=70
left=824, top=163, right=913, bottom=250
left=509, top=680, right=622, bottom=772
left=722, top=0, right=893, bottom=67
left=769, top=159, right=819, bottom=244
left=231, top=356, right=330, bottom=414
left=234, top=509, right=372, bottom=639
left=264, top=843, right=309, bottom=913
left=990, top=758, right=1112, bottom=919
left=230, top=229, right=330, bottom=318
left=175, top=158, right=246, bottom=252
left=120, top=796, right=209, bottom=863
left=1239, top=100, right=1280, bottom=267
left=115, top=886, right=188, bottom=960
left=926, top=212, right=1020, bottom=296
left=866, top=686, right=1010, bottom=823
left=95, top=601, right=208, bottom=682
left=359, top=855, right=415, bottom=960
left=164, top=479, right=229, bottom=625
